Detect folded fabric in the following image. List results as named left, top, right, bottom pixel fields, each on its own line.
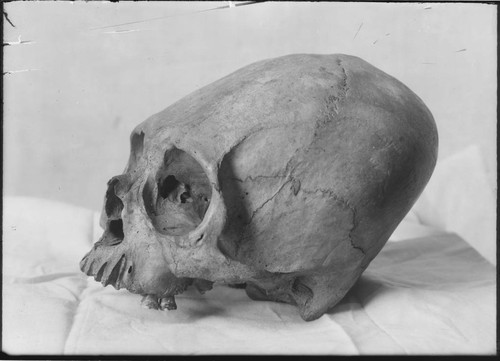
left=2, top=196, right=495, bottom=355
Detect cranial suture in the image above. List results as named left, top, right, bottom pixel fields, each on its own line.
left=80, top=54, right=438, bottom=321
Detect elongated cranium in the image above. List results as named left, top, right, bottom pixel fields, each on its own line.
left=80, top=54, right=438, bottom=321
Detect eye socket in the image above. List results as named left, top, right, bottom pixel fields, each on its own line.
left=143, top=148, right=212, bottom=236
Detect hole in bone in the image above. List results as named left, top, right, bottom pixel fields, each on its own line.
left=104, top=178, right=124, bottom=219
left=158, top=176, right=194, bottom=204
left=179, top=186, right=192, bottom=204
left=127, top=130, right=145, bottom=171
left=144, top=148, right=212, bottom=236
left=108, top=219, right=124, bottom=240
left=100, top=177, right=125, bottom=241
left=159, top=175, right=181, bottom=199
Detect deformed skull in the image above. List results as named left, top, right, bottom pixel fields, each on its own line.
left=80, top=54, right=438, bottom=321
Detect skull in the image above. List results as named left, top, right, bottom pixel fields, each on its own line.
left=80, top=54, right=438, bottom=321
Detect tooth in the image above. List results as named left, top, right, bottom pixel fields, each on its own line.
left=102, top=255, right=125, bottom=287
left=141, top=295, right=159, bottom=310
left=82, top=258, right=95, bottom=275
left=79, top=253, right=90, bottom=273
left=95, top=262, right=107, bottom=282
left=115, top=256, right=129, bottom=289
left=159, top=296, right=177, bottom=310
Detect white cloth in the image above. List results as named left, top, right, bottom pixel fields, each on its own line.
left=2, top=196, right=496, bottom=355
left=411, top=145, right=496, bottom=265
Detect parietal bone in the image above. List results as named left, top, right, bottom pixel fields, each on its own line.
left=80, top=53, right=438, bottom=321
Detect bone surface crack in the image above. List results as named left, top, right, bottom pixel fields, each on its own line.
left=301, top=187, right=365, bottom=256
left=246, top=179, right=292, bottom=225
